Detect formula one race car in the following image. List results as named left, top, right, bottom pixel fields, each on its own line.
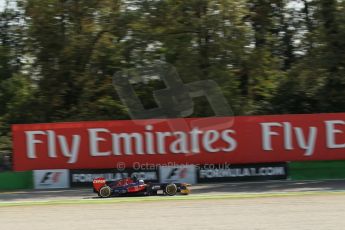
left=93, top=177, right=191, bottom=198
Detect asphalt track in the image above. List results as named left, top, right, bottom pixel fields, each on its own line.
left=1, top=179, right=345, bottom=202
left=1, top=180, right=345, bottom=230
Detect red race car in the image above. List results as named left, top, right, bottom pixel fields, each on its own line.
left=93, top=177, right=191, bottom=198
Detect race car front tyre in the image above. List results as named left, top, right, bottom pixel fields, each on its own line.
left=99, top=186, right=112, bottom=198
left=165, top=183, right=177, bottom=196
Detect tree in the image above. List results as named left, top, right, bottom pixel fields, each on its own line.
left=0, top=1, right=34, bottom=154
left=271, top=0, right=345, bottom=113
left=22, top=0, right=130, bottom=121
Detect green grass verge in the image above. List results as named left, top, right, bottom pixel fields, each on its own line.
left=1, top=191, right=345, bottom=208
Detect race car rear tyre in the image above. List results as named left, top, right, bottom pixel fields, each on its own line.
left=99, top=185, right=112, bottom=198
left=165, top=183, right=177, bottom=196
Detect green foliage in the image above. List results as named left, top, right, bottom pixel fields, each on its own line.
left=0, top=0, right=345, bottom=153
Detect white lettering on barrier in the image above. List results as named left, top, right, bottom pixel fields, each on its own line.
left=325, top=120, right=345, bottom=149
left=25, top=126, right=238, bottom=163
left=24, top=120, right=345, bottom=164
left=261, top=122, right=318, bottom=156
left=88, top=128, right=111, bottom=156
left=25, top=130, right=81, bottom=163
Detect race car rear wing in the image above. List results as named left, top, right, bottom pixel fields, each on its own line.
left=93, top=177, right=106, bottom=192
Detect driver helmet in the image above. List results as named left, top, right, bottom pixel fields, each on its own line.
left=132, top=175, right=138, bottom=182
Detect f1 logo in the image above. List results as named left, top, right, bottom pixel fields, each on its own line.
left=34, top=169, right=69, bottom=189
left=166, top=168, right=188, bottom=180
left=160, top=165, right=196, bottom=184
left=40, top=172, right=62, bottom=184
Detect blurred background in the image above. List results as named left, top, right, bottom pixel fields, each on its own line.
left=0, top=0, right=345, bottom=169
